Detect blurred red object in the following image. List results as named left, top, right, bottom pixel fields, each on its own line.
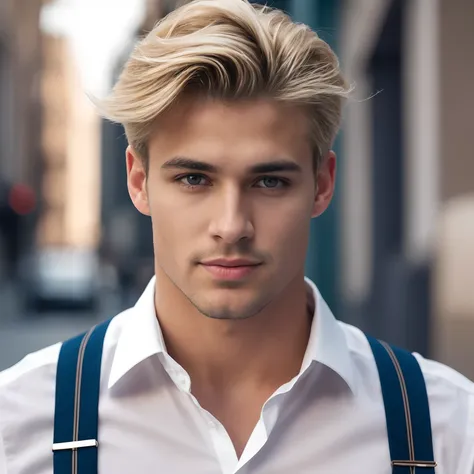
left=8, top=184, right=36, bottom=215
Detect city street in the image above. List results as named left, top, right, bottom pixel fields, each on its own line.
left=0, top=314, right=100, bottom=371
left=0, top=283, right=124, bottom=371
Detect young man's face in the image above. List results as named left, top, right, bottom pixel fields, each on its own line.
left=127, top=97, right=335, bottom=320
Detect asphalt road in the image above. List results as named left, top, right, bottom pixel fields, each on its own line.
left=0, top=284, right=125, bottom=371
left=0, top=313, right=102, bottom=371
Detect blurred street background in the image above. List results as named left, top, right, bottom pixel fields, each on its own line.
left=0, top=0, right=473, bottom=378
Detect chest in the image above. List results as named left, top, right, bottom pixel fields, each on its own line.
left=96, top=387, right=392, bottom=474
left=192, top=389, right=273, bottom=459
left=4, top=384, right=447, bottom=474
left=2, top=365, right=445, bottom=474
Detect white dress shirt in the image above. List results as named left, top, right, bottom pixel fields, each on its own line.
left=1, top=276, right=473, bottom=474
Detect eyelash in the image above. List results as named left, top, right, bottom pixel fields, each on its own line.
left=175, top=174, right=290, bottom=190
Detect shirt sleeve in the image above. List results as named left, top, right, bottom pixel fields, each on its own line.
left=0, top=428, right=7, bottom=474
left=457, top=391, right=474, bottom=474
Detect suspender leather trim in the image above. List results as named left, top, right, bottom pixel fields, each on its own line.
left=366, top=336, right=437, bottom=473
left=53, top=319, right=112, bottom=474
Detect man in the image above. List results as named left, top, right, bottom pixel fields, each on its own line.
left=1, top=0, right=473, bottom=473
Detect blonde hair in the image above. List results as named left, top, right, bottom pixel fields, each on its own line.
left=99, top=0, right=351, bottom=168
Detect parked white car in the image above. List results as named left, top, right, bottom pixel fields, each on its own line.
left=20, top=247, right=101, bottom=312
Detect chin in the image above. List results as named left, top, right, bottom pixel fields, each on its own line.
left=193, top=293, right=270, bottom=321
left=199, top=307, right=258, bottom=320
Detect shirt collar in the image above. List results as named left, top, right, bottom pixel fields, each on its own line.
left=302, top=277, right=356, bottom=393
left=108, top=276, right=356, bottom=393
left=108, top=276, right=165, bottom=389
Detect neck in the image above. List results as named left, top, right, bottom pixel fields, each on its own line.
left=154, top=271, right=312, bottom=393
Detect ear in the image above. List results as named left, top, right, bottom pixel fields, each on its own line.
left=126, top=146, right=150, bottom=216
left=311, top=150, right=336, bottom=218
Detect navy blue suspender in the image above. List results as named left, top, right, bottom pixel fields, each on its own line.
left=366, top=336, right=437, bottom=473
left=53, top=319, right=112, bottom=474
left=52, top=322, right=436, bottom=473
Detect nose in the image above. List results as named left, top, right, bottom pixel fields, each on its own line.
left=208, top=186, right=254, bottom=244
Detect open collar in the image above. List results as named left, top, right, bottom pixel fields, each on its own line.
left=108, top=276, right=356, bottom=393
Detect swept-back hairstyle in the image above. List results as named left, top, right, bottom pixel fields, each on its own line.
left=98, top=0, right=351, bottom=168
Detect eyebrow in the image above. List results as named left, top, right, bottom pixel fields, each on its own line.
left=161, top=156, right=302, bottom=174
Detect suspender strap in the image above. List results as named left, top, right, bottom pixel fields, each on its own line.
left=53, top=318, right=112, bottom=474
left=366, top=336, right=437, bottom=473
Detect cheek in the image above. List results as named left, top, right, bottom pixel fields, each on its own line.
left=149, top=187, right=196, bottom=228
left=256, top=197, right=313, bottom=254
left=148, top=190, right=208, bottom=263
left=148, top=193, right=186, bottom=245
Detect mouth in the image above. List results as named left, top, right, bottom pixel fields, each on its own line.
left=199, top=260, right=262, bottom=281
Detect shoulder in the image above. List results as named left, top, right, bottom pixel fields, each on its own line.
left=0, top=341, right=61, bottom=392
left=414, top=351, right=474, bottom=398
left=0, top=309, right=134, bottom=412
left=0, top=309, right=133, bottom=469
left=0, top=310, right=132, bottom=393
left=0, top=339, right=61, bottom=469
left=339, top=320, right=474, bottom=472
left=339, top=319, right=474, bottom=395
left=413, top=352, right=474, bottom=449
left=408, top=354, right=474, bottom=473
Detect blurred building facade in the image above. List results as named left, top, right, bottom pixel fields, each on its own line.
left=39, top=33, right=101, bottom=249
left=39, top=35, right=70, bottom=248
left=0, top=0, right=48, bottom=277
left=339, top=0, right=474, bottom=377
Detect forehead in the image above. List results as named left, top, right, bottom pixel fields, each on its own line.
left=148, top=96, right=312, bottom=167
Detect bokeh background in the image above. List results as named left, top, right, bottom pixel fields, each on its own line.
left=0, top=0, right=473, bottom=378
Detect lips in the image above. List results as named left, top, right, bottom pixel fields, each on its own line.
left=201, top=258, right=261, bottom=267
left=199, top=259, right=262, bottom=281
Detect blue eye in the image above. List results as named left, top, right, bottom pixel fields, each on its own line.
left=178, top=174, right=209, bottom=187
left=175, top=174, right=289, bottom=191
left=256, top=177, right=288, bottom=189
